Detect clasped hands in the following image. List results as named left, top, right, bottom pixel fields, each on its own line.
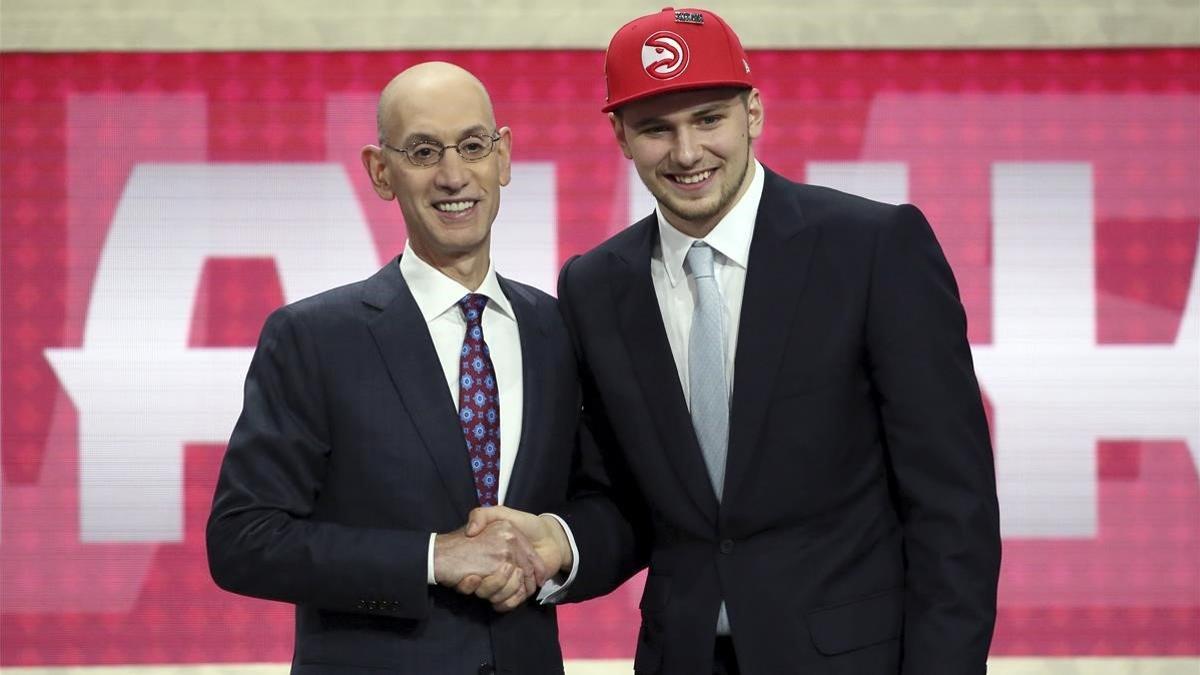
left=433, top=506, right=573, bottom=612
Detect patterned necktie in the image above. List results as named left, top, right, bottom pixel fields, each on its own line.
left=457, top=293, right=500, bottom=506
left=685, top=242, right=733, bottom=635
left=685, top=242, right=729, bottom=500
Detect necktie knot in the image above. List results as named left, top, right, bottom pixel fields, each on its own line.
left=458, top=293, right=488, bottom=325
left=685, top=242, right=716, bottom=279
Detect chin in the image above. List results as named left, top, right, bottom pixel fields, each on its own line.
left=667, top=197, right=722, bottom=222
left=440, top=232, right=490, bottom=255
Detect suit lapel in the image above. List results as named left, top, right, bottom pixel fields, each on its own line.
left=495, top=277, right=545, bottom=511
left=724, top=171, right=821, bottom=509
left=613, top=218, right=719, bottom=525
left=363, top=258, right=479, bottom=521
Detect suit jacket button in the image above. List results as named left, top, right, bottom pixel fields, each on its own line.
left=477, top=664, right=495, bottom=675
left=719, top=539, right=734, bottom=554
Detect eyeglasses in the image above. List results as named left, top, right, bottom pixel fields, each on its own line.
left=382, top=131, right=502, bottom=167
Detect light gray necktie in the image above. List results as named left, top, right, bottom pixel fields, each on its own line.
left=685, top=242, right=732, bottom=634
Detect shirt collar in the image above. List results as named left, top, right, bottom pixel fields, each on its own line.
left=656, top=159, right=765, bottom=287
left=398, top=244, right=515, bottom=323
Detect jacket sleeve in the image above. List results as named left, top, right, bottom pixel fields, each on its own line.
left=206, top=306, right=432, bottom=619
left=552, top=255, right=653, bottom=601
left=865, top=204, right=1002, bottom=673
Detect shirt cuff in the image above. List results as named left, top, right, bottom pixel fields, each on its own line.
left=536, top=513, right=580, bottom=604
left=427, top=532, right=437, bottom=585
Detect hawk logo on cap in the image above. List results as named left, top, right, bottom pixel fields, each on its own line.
left=641, top=31, right=689, bottom=80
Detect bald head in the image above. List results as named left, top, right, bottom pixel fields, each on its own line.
left=376, top=62, right=496, bottom=145
left=360, top=60, right=512, bottom=288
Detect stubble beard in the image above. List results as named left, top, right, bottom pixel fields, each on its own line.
left=651, top=149, right=751, bottom=232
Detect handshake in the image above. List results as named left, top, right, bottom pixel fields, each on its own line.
left=433, top=506, right=573, bottom=612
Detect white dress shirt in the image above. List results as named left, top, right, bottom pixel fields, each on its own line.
left=399, top=248, right=524, bottom=584
left=654, top=160, right=764, bottom=404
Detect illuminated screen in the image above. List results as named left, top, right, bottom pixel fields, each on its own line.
left=1, top=49, right=1197, bottom=665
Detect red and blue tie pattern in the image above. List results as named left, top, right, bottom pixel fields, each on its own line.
left=457, top=293, right=500, bottom=506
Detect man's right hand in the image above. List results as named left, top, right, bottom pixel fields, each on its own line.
left=464, top=506, right=573, bottom=576
left=433, top=519, right=546, bottom=606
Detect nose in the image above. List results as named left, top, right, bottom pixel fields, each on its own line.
left=670, top=128, right=703, bottom=168
left=434, top=150, right=470, bottom=193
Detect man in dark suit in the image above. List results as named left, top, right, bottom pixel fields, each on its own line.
left=206, top=62, right=578, bottom=674
left=469, top=7, right=1001, bottom=674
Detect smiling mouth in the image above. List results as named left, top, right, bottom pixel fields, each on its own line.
left=434, top=200, right=478, bottom=213
left=668, top=169, right=714, bottom=185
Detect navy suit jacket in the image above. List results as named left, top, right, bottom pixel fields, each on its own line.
left=555, top=168, right=1001, bottom=674
left=207, top=257, right=578, bottom=674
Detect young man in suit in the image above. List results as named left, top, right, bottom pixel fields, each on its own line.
left=207, top=62, right=578, bottom=674
left=469, top=8, right=1002, bottom=674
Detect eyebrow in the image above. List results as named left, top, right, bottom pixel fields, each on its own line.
left=630, top=102, right=731, bottom=131
left=399, top=125, right=491, bottom=146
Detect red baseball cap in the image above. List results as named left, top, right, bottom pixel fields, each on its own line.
left=602, top=7, right=753, bottom=113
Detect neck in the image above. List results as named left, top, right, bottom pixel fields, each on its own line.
left=661, top=210, right=718, bottom=240
left=408, top=241, right=491, bottom=291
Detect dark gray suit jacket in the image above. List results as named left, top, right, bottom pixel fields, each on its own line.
left=556, top=168, right=1001, bottom=674
left=207, top=257, right=578, bottom=674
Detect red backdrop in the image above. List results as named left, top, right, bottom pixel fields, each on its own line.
left=2, top=49, right=1198, bottom=664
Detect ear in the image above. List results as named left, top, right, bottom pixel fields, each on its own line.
left=609, top=112, right=633, bottom=160
left=360, top=145, right=395, bottom=200
left=746, top=88, right=764, bottom=141
left=495, top=126, right=513, bottom=187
